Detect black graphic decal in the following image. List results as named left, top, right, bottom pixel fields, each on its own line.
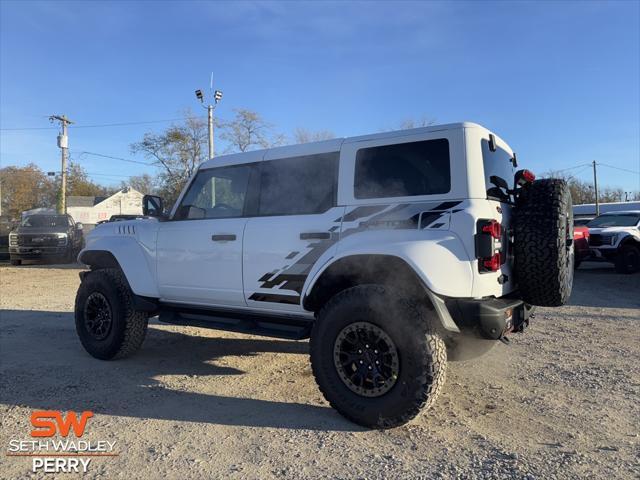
left=250, top=200, right=464, bottom=303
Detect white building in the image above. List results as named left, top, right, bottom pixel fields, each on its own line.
left=67, top=187, right=144, bottom=229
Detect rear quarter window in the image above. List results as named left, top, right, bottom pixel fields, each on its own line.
left=354, top=138, right=450, bottom=199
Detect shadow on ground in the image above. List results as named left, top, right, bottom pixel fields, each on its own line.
left=0, top=310, right=360, bottom=432
left=569, top=264, right=640, bottom=309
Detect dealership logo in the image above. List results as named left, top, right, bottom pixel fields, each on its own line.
left=6, top=411, right=118, bottom=474
left=31, top=411, right=94, bottom=437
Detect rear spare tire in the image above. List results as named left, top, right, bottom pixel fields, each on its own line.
left=513, top=179, right=574, bottom=306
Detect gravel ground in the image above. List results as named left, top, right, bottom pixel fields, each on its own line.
left=1, top=263, right=639, bottom=479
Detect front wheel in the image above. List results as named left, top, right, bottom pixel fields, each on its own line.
left=310, top=285, right=446, bottom=428
left=75, top=268, right=148, bottom=360
left=615, top=245, right=640, bottom=274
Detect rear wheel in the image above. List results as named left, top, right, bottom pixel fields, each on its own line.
left=514, top=179, right=574, bottom=306
left=75, top=268, right=148, bottom=359
left=615, top=245, right=640, bottom=274
left=310, top=285, right=446, bottom=428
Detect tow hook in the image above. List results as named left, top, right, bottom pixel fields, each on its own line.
left=499, top=336, right=510, bottom=345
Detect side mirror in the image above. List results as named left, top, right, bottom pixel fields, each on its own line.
left=142, top=195, right=165, bottom=218
left=76, top=222, right=83, bottom=231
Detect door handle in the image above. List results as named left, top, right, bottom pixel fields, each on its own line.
left=211, top=234, right=236, bottom=241
left=300, top=232, right=330, bottom=240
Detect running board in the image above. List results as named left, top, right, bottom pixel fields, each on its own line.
left=157, top=305, right=313, bottom=340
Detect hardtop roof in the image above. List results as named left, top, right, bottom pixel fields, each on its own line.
left=200, top=122, right=489, bottom=170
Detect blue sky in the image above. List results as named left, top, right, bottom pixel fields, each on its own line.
left=1, top=0, right=639, bottom=192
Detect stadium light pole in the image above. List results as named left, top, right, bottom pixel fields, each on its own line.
left=195, top=74, right=223, bottom=160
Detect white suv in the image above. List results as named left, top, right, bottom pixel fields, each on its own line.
left=74, top=122, right=573, bottom=428
left=586, top=211, right=640, bottom=273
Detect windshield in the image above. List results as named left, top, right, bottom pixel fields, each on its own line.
left=587, top=214, right=640, bottom=228
left=21, top=215, right=69, bottom=228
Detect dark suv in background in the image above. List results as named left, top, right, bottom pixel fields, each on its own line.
left=9, top=214, right=84, bottom=265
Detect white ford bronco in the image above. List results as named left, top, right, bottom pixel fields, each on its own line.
left=586, top=211, right=640, bottom=273
left=74, top=122, right=574, bottom=428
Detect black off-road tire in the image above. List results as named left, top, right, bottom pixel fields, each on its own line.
left=615, top=244, right=640, bottom=274
left=75, top=268, right=148, bottom=360
left=514, top=179, right=574, bottom=306
left=10, top=259, right=21, bottom=266
left=310, top=285, right=446, bottom=429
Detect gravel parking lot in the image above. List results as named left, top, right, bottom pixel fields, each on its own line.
left=1, top=263, right=639, bottom=479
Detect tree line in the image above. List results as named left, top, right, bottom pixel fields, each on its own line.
left=1, top=108, right=637, bottom=219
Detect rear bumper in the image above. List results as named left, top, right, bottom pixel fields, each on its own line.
left=446, top=297, right=535, bottom=340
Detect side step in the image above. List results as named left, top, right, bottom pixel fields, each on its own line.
left=157, top=305, right=313, bottom=340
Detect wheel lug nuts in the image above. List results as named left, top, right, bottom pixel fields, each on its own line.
left=365, top=344, right=369, bottom=348
left=368, top=365, right=372, bottom=370
left=359, top=360, right=364, bottom=364
left=358, top=350, right=362, bottom=354
left=374, top=349, right=378, bottom=354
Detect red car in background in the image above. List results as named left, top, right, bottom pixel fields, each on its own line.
left=574, top=225, right=590, bottom=268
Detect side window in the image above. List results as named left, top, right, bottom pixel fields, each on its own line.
left=258, top=152, right=338, bottom=216
left=174, top=164, right=254, bottom=220
left=354, top=138, right=450, bottom=199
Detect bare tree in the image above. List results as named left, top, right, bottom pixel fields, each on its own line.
left=292, top=128, right=336, bottom=144
left=379, top=116, right=437, bottom=132
left=219, top=108, right=285, bottom=153
left=121, top=174, right=157, bottom=195
left=543, top=170, right=629, bottom=205
left=131, top=112, right=207, bottom=205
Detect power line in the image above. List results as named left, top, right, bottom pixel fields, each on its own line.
left=0, top=116, right=205, bottom=131
left=553, top=163, right=592, bottom=173
left=597, top=162, right=640, bottom=175
left=72, top=150, right=154, bottom=166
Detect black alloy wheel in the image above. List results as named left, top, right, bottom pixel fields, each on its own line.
left=83, top=292, right=113, bottom=340
left=333, top=321, right=400, bottom=397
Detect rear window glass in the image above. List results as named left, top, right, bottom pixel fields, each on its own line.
left=481, top=138, right=514, bottom=200
left=354, top=139, right=450, bottom=199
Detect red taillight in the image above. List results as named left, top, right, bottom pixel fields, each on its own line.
left=483, top=252, right=502, bottom=271
left=522, top=169, right=535, bottom=183
left=481, top=220, right=502, bottom=239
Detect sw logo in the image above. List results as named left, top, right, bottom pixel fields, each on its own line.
left=30, top=410, right=94, bottom=437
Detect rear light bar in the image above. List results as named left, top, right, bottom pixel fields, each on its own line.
left=476, top=219, right=504, bottom=273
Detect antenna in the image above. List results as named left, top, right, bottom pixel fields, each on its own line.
left=210, top=72, right=214, bottom=92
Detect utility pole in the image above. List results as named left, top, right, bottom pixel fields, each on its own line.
left=195, top=73, right=223, bottom=160
left=49, top=115, right=74, bottom=213
left=592, top=160, right=599, bottom=216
